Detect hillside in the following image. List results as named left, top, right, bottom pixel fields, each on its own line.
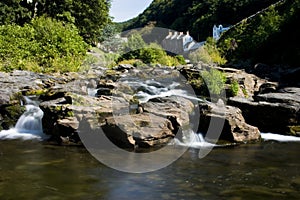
left=121, top=0, right=280, bottom=41
left=218, top=0, right=300, bottom=67
left=121, top=0, right=299, bottom=68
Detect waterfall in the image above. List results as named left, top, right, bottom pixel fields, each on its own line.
left=15, top=104, right=44, bottom=134
left=0, top=98, right=47, bottom=141
left=172, top=130, right=217, bottom=149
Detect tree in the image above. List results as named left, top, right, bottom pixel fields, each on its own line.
left=0, top=0, right=111, bottom=45
left=72, top=0, right=111, bottom=44
left=0, top=0, right=31, bottom=25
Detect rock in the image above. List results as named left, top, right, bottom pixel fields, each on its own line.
left=179, top=65, right=266, bottom=98
left=103, top=113, right=175, bottom=148
left=101, top=96, right=196, bottom=148
left=96, top=88, right=112, bottom=96
left=40, top=91, right=133, bottom=144
left=0, top=93, right=11, bottom=105
left=198, top=102, right=261, bottom=143
left=113, top=64, right=134, bottom=72
left=143, top=97, right=195, bottom=128
left=220, top=67, right=265, bottom=98
left=228, top=88, right=300, bottom=134
left=257, top=82, right=278, bottom=94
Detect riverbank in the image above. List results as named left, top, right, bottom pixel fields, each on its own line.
left=0, top=63, right=299, bottom=148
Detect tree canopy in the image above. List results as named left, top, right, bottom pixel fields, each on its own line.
left=218, top=0, right=300, bottom=67
left=121, top=0, right=279, bottom=41
left=0, top=0, right=111, bottom=44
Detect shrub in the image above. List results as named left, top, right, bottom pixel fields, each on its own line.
left=118, top=59, right=146, bottom=67
left=201, top=68, right=226, bottom=95
left=229, top=80, right=239, bottom=96
left=0, top=16, right=88, bottom=73
left=189, top=38, right=227, bottom=65
left=0, top=24, right=41, bottom=72
left=119, top=39, right=186, bottom=66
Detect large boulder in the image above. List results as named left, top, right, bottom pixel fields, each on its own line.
left=198, top=102, right=261, bottom=143
left=103, top=113, right=175, bottom=148
left=228, top=87, right=300, bottom=135
left=102, top=96, right=195, bottom=148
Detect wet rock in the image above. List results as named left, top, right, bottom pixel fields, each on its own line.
left=103, top=113, right=175, bottom=148
left=100, top=96, right=196, bottom=148
left=96, top=88, right=112, bottom=96
left=198, top=102, right=261, bottom=143
left=228, top=88, right=300, bottom=134
left=53, top=117, right=80, bottom=145
left=142, top=97, right=195, bottom=131
left=257, top=82, right=278, bottom=94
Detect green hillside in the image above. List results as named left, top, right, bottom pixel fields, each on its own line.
left=218, top=0, right=300, bottom=67
left=122, top=0, right=279, bottom=41
left=122, top=0, right=300, bottom=67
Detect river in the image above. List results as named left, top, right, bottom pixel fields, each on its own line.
left=0, top=140, right=299, bottom=200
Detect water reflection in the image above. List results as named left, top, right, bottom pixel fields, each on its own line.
left=0, top=141, right=300, bottom=199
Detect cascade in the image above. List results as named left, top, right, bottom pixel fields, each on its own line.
left=0, top=97, right=46, bottom=140
left=15, top=104, right=44, bottom=134
left=172, top=130, right=216, bottom=149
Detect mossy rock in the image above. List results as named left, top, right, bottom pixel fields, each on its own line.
left=39, top=90, right=66, bottom=101
left=24, top=89, right=48, bottom=96
left=0, top=104, right=25, bottom=129
left=289, top=126, right=300, bottom=136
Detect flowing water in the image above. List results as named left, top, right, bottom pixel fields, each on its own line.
left=1, top=79, right=300, bottom=199
left=0, top=103, right=47, bottom=141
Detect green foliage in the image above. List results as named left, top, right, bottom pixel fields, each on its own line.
left=85, top=47, right=121, bottom=69
left=0, top=0, right=32, bottom=25
left=0, top=16, right=87, bottom=73
left=124, top=33, right=147, bottom=52
left=98, top=23, right=124, bottom=52
left=189, top=46, right=212, bottom=64
left=71, top=0, right=111, bottom=44
left=201, top=68, right=226, bottom=95
left=242, top=87, right=248, bottom=98
left=118, top=59, right=146, bottom=68
left=219, top=0, right=300, bottom=66
left=118, top=34, right=185, bottom=66
left=189, top=38, right=227, bottom=65
left=229, top=80, right=240, bottom=96
left=0, top=0, right=111, bottom=45
left=122, top=0, right=279, bottom=41
left=175, top=55, right=186, bottom=65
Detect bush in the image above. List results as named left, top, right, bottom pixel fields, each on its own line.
left=0, top=24, right=41, bottom=72
left=229, top=80, right=239, bottom=96
left=118, top=59, right=146, bottom=67
left=119, top=37, right=186, bottom=66
left=189, top=38, right=227, bottom=65
left=0, top=16, right=88, bottom=73
left=201, top=68, right=226, bottom=95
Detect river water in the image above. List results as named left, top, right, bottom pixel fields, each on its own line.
left=0, top=140, right=299, bottom=200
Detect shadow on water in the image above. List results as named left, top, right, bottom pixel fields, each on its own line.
left=0, top=140, right=300, bottom=200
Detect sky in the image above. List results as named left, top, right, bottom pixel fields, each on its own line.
left=110, top=0, right=153, bottom=22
